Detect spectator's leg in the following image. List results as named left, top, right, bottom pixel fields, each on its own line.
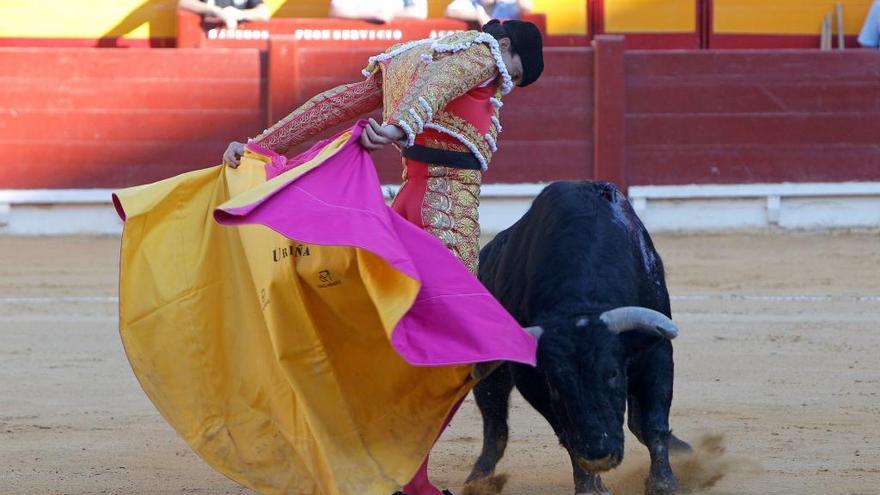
left=491, top=1, right=519, bottom=20
left=330, top=0, right=395, bottom=22
left=445, top=0, right=491, bottom=25
left=395, top=0, right=429, bottom=20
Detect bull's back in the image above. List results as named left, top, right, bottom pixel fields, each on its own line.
left=479, top=181, right=670, bottom=322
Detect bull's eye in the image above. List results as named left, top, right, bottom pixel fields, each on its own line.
left=607, top=370, right=619, bottom=382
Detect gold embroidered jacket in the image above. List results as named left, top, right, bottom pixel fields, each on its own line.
left=251, top=31, right=511, bottom=170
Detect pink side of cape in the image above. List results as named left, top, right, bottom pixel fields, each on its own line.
left=215, top=122, right=537, bottom=367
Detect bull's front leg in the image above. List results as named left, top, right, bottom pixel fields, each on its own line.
left=627, top=341, right=682, bottom=495
left=568, top=450, right=611, bottom=495
left=463, top=365, right=515, bottom=495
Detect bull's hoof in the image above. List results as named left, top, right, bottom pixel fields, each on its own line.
left=462, top=474, right=509, bottom=495
left=645, top=474, right=678, bottom=495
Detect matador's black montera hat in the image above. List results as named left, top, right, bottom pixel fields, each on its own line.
left=483, top=19, right=544, bottom=87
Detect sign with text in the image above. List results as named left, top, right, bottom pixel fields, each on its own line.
left=177, top=12, right=478, bottom=49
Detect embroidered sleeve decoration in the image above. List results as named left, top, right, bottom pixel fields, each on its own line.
left=484, top=85, right=505, bottom=154
left=387, top=41, right=501, bottom=147
left=252, top=75, right=384, bottom=154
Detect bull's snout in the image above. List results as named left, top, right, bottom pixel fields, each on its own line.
left=577, top=453, right=621, bottom=473
left=573, top=434, right=624, bottom=472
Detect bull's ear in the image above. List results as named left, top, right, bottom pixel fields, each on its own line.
left=600, top=307, right=678, bottom=340
left=524, top=326, right=544, bottom=340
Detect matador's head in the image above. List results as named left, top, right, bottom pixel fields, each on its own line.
left=483, top=19, right=544, bottom=88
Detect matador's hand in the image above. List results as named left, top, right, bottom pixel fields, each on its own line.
left=361, top=118, right=405, bottom=151
left=223, top=141, right=246, bottom=168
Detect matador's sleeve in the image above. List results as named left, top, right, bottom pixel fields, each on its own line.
left=385, top=43, right=499, bottom=147
left=251, top=74, right=383, bottom=154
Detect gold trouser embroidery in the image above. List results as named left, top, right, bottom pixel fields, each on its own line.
left=419, top=165, right=482, bottom=275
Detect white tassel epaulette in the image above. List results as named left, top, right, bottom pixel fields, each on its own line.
left=408, top=108, right=425, bottom=133
left=418, top=97, right=433, bottom=121
left=485, top=133, right=498, bottom=152
left=398, top=120, right=416, bottom=147
left=491, top=116, right=503, bottom=133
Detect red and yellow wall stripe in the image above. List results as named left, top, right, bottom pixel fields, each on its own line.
left=1, top=1, right=871, bottom=49
left=0, top=0, right=587, bottom=47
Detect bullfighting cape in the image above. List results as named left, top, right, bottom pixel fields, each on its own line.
left=112, top=121, right=537, bottom=495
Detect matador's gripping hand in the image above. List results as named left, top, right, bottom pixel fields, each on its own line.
left=223, top=141, right=246, bottom=168
left=360, top=118, right=406, bottom=151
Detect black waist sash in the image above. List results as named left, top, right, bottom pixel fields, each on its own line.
left=402, top=144, right=482, bottom=170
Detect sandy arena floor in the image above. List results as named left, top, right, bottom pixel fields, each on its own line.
left=1, top=232, right=878, bottom=495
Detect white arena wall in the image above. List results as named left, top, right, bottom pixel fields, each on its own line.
left=2, top=182, right=880, bottom=236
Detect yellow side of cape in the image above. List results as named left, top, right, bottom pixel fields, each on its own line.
left=115, top=132, right=471, bottom=495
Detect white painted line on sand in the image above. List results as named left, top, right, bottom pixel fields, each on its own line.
left=672, top=294, right=880, bottom=303
left=0, top=296, right=118, bottom=304
left=0, top=294, right=878, bottom=305
left=0, top=315, right=117, bottom=323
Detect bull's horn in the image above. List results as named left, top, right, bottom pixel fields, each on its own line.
left=524, top=326, right=544, bottom=340
left=599, top=307, right=678, bottom=339
left=472, top=327, right=543, bottom=380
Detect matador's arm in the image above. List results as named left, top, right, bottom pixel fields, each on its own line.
left=251, top=74, right=384, bottom=154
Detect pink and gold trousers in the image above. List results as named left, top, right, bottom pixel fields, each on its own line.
left=391, top=156, right=482, bottom=276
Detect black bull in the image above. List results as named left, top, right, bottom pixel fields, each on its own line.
left=465, top=181, right=691, bottom=495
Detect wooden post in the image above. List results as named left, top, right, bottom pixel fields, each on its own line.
left=266, top=36, right=300, bottom=128
left=592, top=35, right=627, bottom=192
left=587, top=0, right=597, bottom=38
left=176, top=9, right=205, bottom=48
left=700, top=0, right=713, bottom=49
left=820, top=13, right=832, bottom=50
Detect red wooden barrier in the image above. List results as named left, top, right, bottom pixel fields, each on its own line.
left=0, top=48, right=265, bottom=189
left=624, top=50, right=880, bottom=185
left=0, top=45, right=591, bottom=189
left=1, top=42, right=878, bottom=191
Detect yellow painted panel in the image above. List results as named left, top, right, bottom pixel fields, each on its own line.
left=605, top=0, right=696, bottom=33
left=533, top=0, right=588, bottom=35
left=0, top=0, right=178, bottom=39
left=427, top=0, right=451, bottom=18
left=714, top=0, right=872, bottom=35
